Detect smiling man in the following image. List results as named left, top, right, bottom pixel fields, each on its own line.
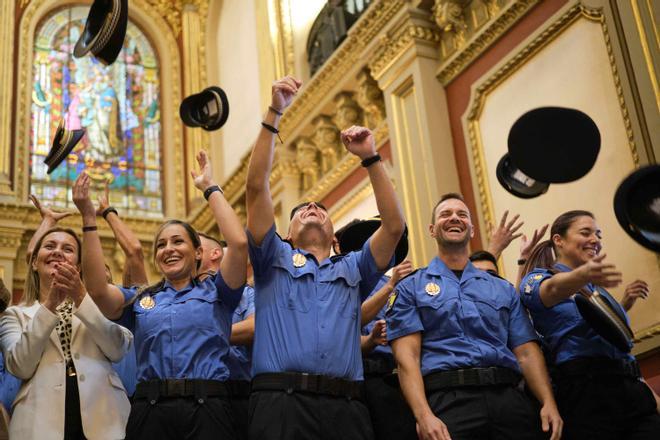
left=245, top=76, right=405, bottom=440
left=387, top=193, right=563, bottom=440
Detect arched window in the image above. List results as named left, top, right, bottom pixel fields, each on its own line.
left=30, top=6, right=163, bottom=218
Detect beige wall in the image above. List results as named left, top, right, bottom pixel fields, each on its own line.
left=470, top=15, right=659, bottom=332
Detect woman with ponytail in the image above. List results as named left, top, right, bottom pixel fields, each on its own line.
left=519, top=210, right=660, bottom=439
left=72, top=150, right=247, bottom=440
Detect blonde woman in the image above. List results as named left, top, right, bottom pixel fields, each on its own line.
left=0, top=227, right=132, bottom=440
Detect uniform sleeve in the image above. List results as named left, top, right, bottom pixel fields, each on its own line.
left=386, top=278, right=423, bottom=341
left=244, top=286, right=255, bottom=318
left=355, top=237, right=391, bottom=300
left=113, top=285, right=138, bottom=331
left=247, top=224, right=282, bottom=278
left=519, top=270, right=553, bottom=312
left=214, top=272, right=245, bottom=312
left=506, top=285, right=538, bottom=349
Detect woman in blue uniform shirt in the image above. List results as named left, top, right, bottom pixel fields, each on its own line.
left=72, top=151, right=248, bottom=440
left=520, top=210, right=660, bottom=439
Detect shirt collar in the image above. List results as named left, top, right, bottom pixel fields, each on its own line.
left=426, top=257, right=487, bottom=282
left=162, top=278, right=195, bottom=294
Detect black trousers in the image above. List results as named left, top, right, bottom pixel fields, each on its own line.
left=555, top=374, right=660, bottom=439
left=126, top=395, right=236, bottom=440
left=364, top=374, right=417, bottom=440
left=248, top=390, right=374, bottom=440
left=64, top=375, right=86, bottom=440
left=427, top=385, right=549, bottom=440
left=230, top=395, right=249, bottom=440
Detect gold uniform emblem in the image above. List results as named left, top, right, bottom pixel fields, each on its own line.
left=292, top=253, right=307, bottom=268
left=425, top=282, right=441, bottom=296
left=139, top=296, right=156, bottom=310
left=533, top=274, right=543, bottom=281
left=386, top=292, right=398, bottom=312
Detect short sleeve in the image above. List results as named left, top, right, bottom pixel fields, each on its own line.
left=114, top=285, right=138, bottom=331
left=355, top=237, right=392, bottom=300
left=244, top=286, right=255, bottom=317
left=506, top=287, right=538, bottom=349
left=519, top=270, right=553, bottom=312
left=213, top=272, right=245, bottom=312
left=247, top=224, right=283, bottom=277
left=386, top=278, right=423, bottom=341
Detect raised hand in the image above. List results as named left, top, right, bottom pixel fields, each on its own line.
left=388, top=260, right=413, bottom=287
left=271, top=76, right=302, bottom=112
left=190, top=150, right=217, bottom=192
left=620, top=279, right=649, bottom=311
left=95, top=180, right=110, bottom=217
left=43, top=272, right=67, bottom=313
left=487, top=210, right=524, bottom=257
left=575, top=253, right=622, bottom=288
left=29, top=194, right=72, bottom=222
left=340, top=126, right=376, bottom=160
left=72, top=172, right=96, bottom=219
left=51, top=261, right=86, bottom=307
left=519, top=224, right=549, bottom=261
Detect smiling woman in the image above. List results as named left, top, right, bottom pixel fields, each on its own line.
left=71, top=149, right=248, bottom=440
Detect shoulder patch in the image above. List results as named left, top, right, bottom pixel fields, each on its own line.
left=386, top=291, right=398, bottom=313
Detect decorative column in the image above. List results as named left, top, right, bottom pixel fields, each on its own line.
left=295, top=137, right=319, bottom=192
left=275, top=144, right=302, bottom=231
left=182, top=1, right=208, bottom=209
left=333, top=91, right=363, bottom=131
left=356, top=68, right=387, bottom=129
left=0, top=0, right=16, bottom=195
left=368, top=5, right=461, bottom=266
left=312, top=116, right=341, bottom=174
left=0, top=228, right=24, bottom=294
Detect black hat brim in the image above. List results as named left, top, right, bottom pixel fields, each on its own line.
left=613, top=164, right=660, bottom=253
left=574, top=288, right=633, bottom=352
left=496, top=153, right=549, bottom=199
left=74, top=0, right=128, bottom=65
left=180, top=86, right=230, bottom=131
left=338, top=218, right=409, bottom=265
left=508, top=107, right=600, bottom=183
left=46, top=129, right=86, bottom=174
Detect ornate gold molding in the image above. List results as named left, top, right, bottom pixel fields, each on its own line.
left=465, top=4, right=641, bottom=240
left=329, top=181, right=374, bottom=224
left=436, top=0, right=540, bottom=85
left=0, top=0, right=16, bottom=194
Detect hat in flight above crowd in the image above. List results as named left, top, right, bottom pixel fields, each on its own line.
left=179, top=86, right=230, bottom=131
left=44, top=120, right=86, bottom=175
left=497, top=107, right=601, bottom=198
left=614, top=164, right=660, bottom=253
left=336, top=217, right=409, bottom=265
left=574, top=286, right=634, bottom=352
left=74, top=0, right=128, bottom=65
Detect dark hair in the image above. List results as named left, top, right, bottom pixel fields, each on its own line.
left=0, top=277, right=11, bottom=312
left=198, top=232, right=224, bottom=249
left=521, top=210, right=595, bottom=277
left=431, top=193, right=466, bottom=223
left=125, top=220, right=202, bottom=308
left=469, top=250, right=498, bottom=267
left=289, top=201, right=328, bottom=220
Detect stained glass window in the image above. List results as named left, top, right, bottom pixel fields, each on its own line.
left=30, top=6, right=163, bottom=218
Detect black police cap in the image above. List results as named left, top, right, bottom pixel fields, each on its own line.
left=574, top=286, right=634, bottom=352
left=613, top=164, right=660, bottom=253
left=508, top=107, right=600, bottom=183
left=45, top=120, right=86, bottom=175
left=179, top=86, right=230, bottom=131
left=336, top=217, right=409, bottom=265
left=496, top=153, right=549, bottom=199
left=74, top=0, right=128, bottom=66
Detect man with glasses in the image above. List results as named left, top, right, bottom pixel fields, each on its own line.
left=245, top=76, right=405, bottom=440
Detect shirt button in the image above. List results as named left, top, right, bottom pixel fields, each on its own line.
left=78, top=374, right=85, bottom=382
left=73, top=353, right=80, bottom=360
left=320, top=354, right=326, bottom=359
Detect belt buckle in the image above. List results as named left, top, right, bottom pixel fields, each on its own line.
left=167, top=379, right=186, bottom=397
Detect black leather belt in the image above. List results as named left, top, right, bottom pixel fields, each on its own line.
left=252, top=372, right=365, bottom=401
left=424, top=367, right=521, bottom=392
left=134, top=379, right=229, bottom=399
left=363, top=355, right=396, bottom=377
left=226, top=379, right=251, bottom=398
left=555, top=357, right=640, bottom=379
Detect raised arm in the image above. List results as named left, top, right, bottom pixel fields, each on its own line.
left=513, top=342, right=563, bottom=440
left=539, top=253, right=622, bottom=307
left=486, top=210, right=524, bottom=258
left=391, top=333, right=452, bottom=440
left=361, top=260, right=412, bottom=325
left=72, top=173, right=125, bottom=319
left=191, top=150, right=247, bottom=289
left=246, top=76, right=301, bottom=245
left=26, top=194, right=72, bottom=263
left=515, top=224, right=548, bottom=289
left=340, top=127, right=405, bottom=270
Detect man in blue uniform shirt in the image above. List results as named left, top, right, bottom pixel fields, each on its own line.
left=245, top=76, right=405, bottom=440
left=387, top=193, right=562, bottom=440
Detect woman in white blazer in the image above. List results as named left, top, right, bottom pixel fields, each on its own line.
left=0, top=227, right=132, bottom=440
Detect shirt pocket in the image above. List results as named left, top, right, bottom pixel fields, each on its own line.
left=134, top=300, right=165, bottom=337
left=318, top=264, right=360, bottom=319
left=416, top=286, right=459, bottom=338
left=272, top=253, right=315, bottom=313
left=177, top=289, right=221, bottom=332
left=472, top=293, right=511, bottom=340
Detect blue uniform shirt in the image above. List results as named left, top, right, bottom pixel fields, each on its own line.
left=117, top=272, right=244, bottom=383
left=520, top=263, right=633, bottom=365
left=361, top=275, right=393, bottom=359
left=0, top=352, right=20, bottom=413
left=226, top=285, right=255, bottom=381
left=248, top=224, right=388, bottom=381
left=387, top=258, right=537, bottom=376
left=112, top=343, right=137, bottom=396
